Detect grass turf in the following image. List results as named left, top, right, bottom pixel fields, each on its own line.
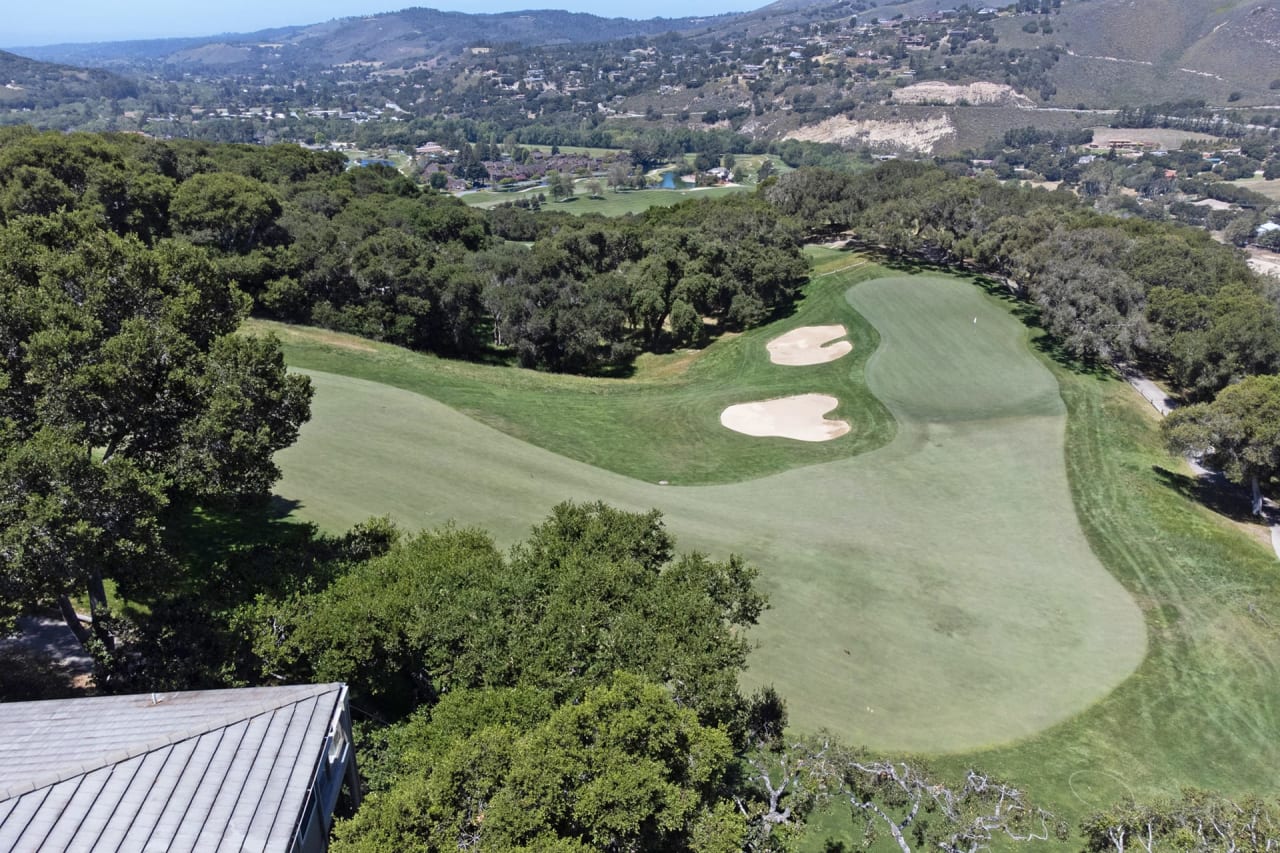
left=946, top=345, right=1280, bottom=816
left=251, top=251, right=892, bottom=487
left=803, top=339, right=1280, bottom=848
left=461, top=183, right=750, bottom=215
left=264, top=257, right=1145, bottom=756
left=1228, top=176, right=1280, bottom=202
left=255, top=254, right=1280, bottom=836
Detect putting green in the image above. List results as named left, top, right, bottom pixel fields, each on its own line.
left=273, top=272, right=1146, bottom=752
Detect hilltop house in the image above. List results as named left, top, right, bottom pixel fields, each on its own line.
left=0, top=683, right=357, bottom=852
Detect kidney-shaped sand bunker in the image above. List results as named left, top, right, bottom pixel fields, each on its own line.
left=767, top=325, right=853, bottom=366
left=720, top=394, right=850, bottom=442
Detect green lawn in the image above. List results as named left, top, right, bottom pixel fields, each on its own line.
left=946, top=349, right=1280, bottom=817
left=264, top=255, right=1280, bottom=833
left=1228, top=176, right=1280, bottom=202
left=461, top=182, right=750, bottom=215
left=345, top=148, right=413, bottom=175
left=265, top=258, right=1145, bottom=758
left=520, top=144, right=625, bottom=159
left=252, top=253, right=893, bottom=487
left=801, top=320, right=1280, bottom=851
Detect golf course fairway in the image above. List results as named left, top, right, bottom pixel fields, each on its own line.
left=271, top=267, right=1146, bottom=753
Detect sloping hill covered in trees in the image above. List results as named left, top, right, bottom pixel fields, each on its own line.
left=0, top=49, right=138, bottom=108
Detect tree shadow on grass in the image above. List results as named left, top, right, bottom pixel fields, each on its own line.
left=593, top=362, right=639, bottom=379
left=856, top=246, right=1119, bottom=380
left=159, top=497, right=325, bottom=606
left=173, top=497, right=309, bottom=564
left=1152, top=465, right=1264, bottom=525
left=878, top=251, right=966, bottom=279
left=1028, top=331, right=1116, bottom=379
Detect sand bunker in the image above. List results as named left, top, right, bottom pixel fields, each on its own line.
left=720, top=394, right=850, bottom=442
left=768, top=325, right=852, bottom=366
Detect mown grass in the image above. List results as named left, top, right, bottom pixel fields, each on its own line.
left=344, top=148, right=414, bottom=175
left=461, top=182, right=750, bottom=215
left=264, top=257, right=1144, bottom=756
left=252, top=253, right=892, bottom=486
left=519, top=143, right=624, bottom=159
left=801, top=310, right=1280, bottom=851
left=252, top=251, right=1280, bottom=843
left=1229, top=176, right=1280, bottom=201
left=951, top=352, right=1280, bottom=815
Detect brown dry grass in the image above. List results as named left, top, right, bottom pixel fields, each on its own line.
left=266, top=325, right=378, bottom=353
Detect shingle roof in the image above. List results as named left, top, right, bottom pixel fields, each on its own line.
left=0, top=683, right=346, bottom=852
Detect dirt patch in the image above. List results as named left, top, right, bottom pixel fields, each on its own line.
left=894, top=81, right=1034, bottom=107
left=720, top=394, right=850, bottom=442
left=1248, top=247, right=1280, bottom=279
left=1091, top=126, right=1222, bottom=148
left=1019, top=180, right=1066, bottom=192
left=784, top=115, right=955, bottom=154
left=634, top=348, right=702, bottom=381
left=767, top=325, right=852, bottom=366
left=284, top=327, right=378, bottom=352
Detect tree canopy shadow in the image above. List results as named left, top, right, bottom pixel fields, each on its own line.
left=850, top=244, right=1118, bottom=380
left=1152, top=465, right=1265, bottom=525
left=1028, top=330, right=1116, bottom=379
left=0, top=643, right=87, bottom=702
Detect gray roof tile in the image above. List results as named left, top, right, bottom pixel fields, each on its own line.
left=0, top=684, right=345, bottom=852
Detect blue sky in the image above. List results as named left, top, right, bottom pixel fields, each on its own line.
left=8, top=1, right=759, bottom=47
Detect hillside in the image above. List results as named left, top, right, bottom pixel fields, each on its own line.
left=708, top=0, right=1280, bottom=107
left=994, top=0, right=1280, bottom=105
left=0, top=49, right=138, bottom=108
left=13, top=8, right=733, bottom=72
left=4, top=0, right=1280, bottom=153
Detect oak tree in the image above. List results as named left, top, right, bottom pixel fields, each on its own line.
left=0, top=213, right=312, bottom=645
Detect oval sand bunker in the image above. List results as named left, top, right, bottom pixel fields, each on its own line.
left=767, top=325, right=852, bottom=366
left=720, top=394, right=850, bottom=442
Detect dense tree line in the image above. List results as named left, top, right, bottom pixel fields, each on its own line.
left=1110, top=101, right=1246, bottom=138
left=0, top=204, right=313, bottom=660
left=0, top=129, right=809, bottom=374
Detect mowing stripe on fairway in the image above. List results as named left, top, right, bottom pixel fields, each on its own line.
left=272, top=270, right=1145, bottom=753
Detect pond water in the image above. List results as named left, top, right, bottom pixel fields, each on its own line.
left=660, top=171, right=676, bottom=189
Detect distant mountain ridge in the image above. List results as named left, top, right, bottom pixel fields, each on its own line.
left=12, top=7, right=735, bottom=71
left=4, top=0, right=1279, bottom=148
